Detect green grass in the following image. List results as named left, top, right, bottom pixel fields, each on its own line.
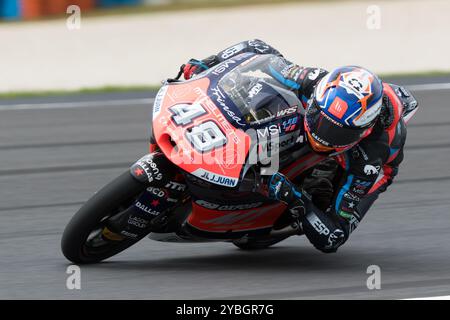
left=0, top=85, right=160, bottom=100
left=1, top=70, right=449, bottom=100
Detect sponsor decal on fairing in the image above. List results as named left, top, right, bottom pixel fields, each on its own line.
left=195, top=199, right=263, bottom=211
left=153, top=85, right=168, bottom=118
left=192, top=168, right=239, bottom=187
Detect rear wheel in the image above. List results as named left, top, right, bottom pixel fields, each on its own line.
left=232, top=235, right=291, bottom=250
left=61, top=171, right=148, bottom=264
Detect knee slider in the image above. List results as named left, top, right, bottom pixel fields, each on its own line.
left=301, top=209, right=347, bottom=253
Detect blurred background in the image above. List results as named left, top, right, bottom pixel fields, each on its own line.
left=1, top=0, right=449, bottom=93
left=2, top=0, right=124, bottom=20
left=0, top=0, right=290, bottom=20
left=1, top=0, right=450, bottom=300
left=0, top=0, right=201, bottom=20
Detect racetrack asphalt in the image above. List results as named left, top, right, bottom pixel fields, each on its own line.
left=0, top=76, right=449, bottom=300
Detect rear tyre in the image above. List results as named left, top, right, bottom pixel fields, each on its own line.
left=232, top=235, right=291, bottom=250
left=61, top=171, right=148, bottom=264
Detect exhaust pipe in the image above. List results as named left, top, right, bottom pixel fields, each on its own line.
left=269, top=222, right=303, bottom=237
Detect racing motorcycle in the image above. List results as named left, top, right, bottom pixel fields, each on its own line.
left=61, top=53, right=328, bottom=263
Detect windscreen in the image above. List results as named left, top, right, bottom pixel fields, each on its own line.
left=218, top=55, right=300, bottom=124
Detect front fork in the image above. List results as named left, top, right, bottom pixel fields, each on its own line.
left=105, top=153, right=187, bottom=240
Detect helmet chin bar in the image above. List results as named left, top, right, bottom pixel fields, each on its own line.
left=306, top=130, right=358, bottom=157
left=308, top=141, right=350, bottom=157
left=328, top=145, right=354, bottom=157
left=304, top=125, right=334, bottom=152
left=304, top=112, right=376, bottom=157
left=326, top=126, right=374, bottom=157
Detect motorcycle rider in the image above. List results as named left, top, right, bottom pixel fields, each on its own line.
left=182, top=39, right=419, bottom=253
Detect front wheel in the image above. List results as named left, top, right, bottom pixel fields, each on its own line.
left=61, top=171, right=148, bottom=264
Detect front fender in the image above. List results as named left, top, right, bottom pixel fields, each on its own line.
left=130, top=152, right=176, bottom=187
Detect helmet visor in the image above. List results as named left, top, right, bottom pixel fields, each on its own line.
left=305, top=99, right=367, bottom=149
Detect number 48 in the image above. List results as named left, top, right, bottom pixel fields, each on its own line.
left=170, top=103, right=227, bottom=152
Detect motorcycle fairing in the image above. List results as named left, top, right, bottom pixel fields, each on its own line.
left=152, top=77, right=252, bottom=188
left=187, top=201, right=287, bottom=233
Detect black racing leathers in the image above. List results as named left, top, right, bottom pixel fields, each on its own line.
left=188, top=39, right=418, bottom=253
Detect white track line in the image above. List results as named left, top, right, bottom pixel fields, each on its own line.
left=0, top=98, right=155, bottom=111
left=404, top=295, right=450, bottom=300
left=0, top=82, right=449, bottom=111
left=405, top=82, right=450, bottom=91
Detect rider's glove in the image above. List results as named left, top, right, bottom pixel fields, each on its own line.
left=182, top=61, right=198, bottom=80
left=182, top=59, right=209, bottom=80
left=266, top=173, right=311, bottom=217
left=267, top=173, right=298, bottom=203
left=182, top=55, right=221, bottom=80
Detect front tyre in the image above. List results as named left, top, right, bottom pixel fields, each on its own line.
left=61, top=171, right=148, bottom=264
